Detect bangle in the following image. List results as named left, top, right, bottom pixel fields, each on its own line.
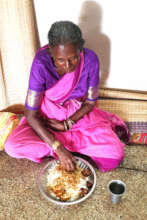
left=66, top=119, right=75, bottom=130
left=64, top=120, right=68, bottom=131
left=52, top=140, right=61, bottom=151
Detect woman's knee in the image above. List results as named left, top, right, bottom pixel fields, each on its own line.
left=4, top=135, right=19, bottom=157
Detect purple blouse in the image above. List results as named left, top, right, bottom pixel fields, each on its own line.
left=25, top=47, right=99, bottom=110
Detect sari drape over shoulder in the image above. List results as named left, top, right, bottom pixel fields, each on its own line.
left=4, top=46, right=129, bottom=172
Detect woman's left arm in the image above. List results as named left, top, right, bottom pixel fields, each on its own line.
left=45, top=100, right=96, bottom=131
left=68, top=50, right=99, bottom=123
left=69, top=100, right=96, bottom=123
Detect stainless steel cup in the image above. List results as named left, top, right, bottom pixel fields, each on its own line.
left=107, top=180, right=126, bottom=204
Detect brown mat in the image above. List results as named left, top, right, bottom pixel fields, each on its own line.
left=98, top=99, right=147, bottom=122
left=99, top=88, right=147, bottom=100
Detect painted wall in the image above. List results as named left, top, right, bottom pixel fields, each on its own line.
left=34, top=0, right=147, bottom=91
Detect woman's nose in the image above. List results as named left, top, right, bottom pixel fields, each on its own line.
left=65, top=60, right=69, bottom=67
left=65, top=60, right=71, bottom=71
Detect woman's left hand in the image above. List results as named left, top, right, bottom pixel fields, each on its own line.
left=44, top=118, right=64, bottom=131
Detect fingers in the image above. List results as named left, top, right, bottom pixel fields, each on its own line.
left=61, top=158, right=76, bottom=172
left=48, top=119, right=58, bottom=124
left=61, top=161, right=71, bottom=172
left=71, top=156, right=76, bottom=164
left=66, top=157, right=76, bottom=172
left=57, top=146, right=76, bottom=171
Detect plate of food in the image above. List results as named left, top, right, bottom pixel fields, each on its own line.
left=38, top=156, right=96, bottom=206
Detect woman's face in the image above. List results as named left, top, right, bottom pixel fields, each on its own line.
left=50, top=43, right=80, bottom=75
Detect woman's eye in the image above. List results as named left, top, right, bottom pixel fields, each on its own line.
left=70, top=56, right=77, bottom=62
left=57, top=59, right=64, bottom=63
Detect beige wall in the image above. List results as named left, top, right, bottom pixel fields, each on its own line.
left=34, top=0, right=147, bottom=91
left=0, top=0, right=40, bottom=111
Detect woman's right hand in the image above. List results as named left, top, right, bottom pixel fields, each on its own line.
left=55, top=144, right=76, bottom=172
left=25, top=109, right=75, bottom=171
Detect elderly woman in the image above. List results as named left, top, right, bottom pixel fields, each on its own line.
left=5, top=21, right=129, bottom=172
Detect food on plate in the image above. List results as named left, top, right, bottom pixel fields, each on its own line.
left=46, top=162, right=93, bottom=202
left=86, top=181, right=93, bottom=188
left=79, top=188, right=89, bottom=197
left=81, top=168, right=91, bottom=177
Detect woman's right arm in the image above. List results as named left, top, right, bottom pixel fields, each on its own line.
left=25, top=109, right=54, bottom=146
left=25, top=51, right=75, bottom=170
left=24, top=109, right=76, bottom=171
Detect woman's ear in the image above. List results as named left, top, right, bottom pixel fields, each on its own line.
left=48, top=47, right=52, bottom=55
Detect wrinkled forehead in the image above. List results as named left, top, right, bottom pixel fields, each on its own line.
left=50, top=43, right=80, bottom=58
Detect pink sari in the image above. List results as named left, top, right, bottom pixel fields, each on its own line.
left=5, top=52, right=128, bottom=172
